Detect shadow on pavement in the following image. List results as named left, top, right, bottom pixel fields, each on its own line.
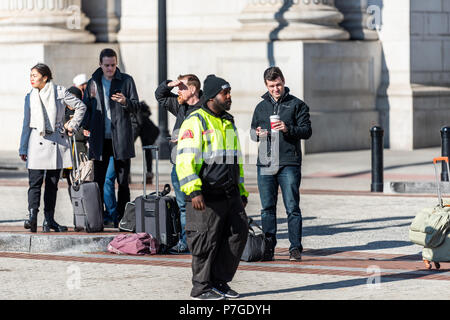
left=308, top=240, right=416, bottom=255
left=310, top=161, right=431, bottom=179
left=268, top=216, right=415, bottom=240
left=0, top=219, right=26, bottom=224
left=245, top=215, right=416, bottom=252
left=239, top=269, right=448, bottom=298
left=246, top=215, right=316, bottom=223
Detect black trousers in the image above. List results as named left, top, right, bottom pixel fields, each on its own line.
left=185, top=193, right=248, bottom=297
left=93, top=139, right=130, bottom=222
left=28, top=169, right=61, bottom=212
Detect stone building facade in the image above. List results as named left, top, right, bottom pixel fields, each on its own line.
left=1, top=0, right=449, bottom=155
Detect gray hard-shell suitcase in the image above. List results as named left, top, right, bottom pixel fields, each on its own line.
left=134, top=145, right=181, bottom=252
left=70, top=136, right=103, bottom=233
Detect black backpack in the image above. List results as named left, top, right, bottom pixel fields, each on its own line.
left=240, top=217, right=274, bottom=262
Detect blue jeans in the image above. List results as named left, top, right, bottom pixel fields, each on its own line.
left=171, top=165, right=187, bottom=246
left=103, top=156, right=118, bottom=224
left=257, top=165, right=303, bottom=253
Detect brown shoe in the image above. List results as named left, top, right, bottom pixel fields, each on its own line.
left=289, top=248, right=302, bottom=262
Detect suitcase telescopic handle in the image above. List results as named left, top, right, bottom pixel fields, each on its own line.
left=433, top=157, right=449, bottom=164
left=433, top=157, right=450, bottom=207
left=142, top=145, right=159, bottom=199
left=70, top=135, right=81, bottom=185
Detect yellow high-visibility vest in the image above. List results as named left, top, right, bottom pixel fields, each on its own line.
left=175, top=107, right=248, bottom=198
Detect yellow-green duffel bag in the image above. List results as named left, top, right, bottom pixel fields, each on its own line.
left=409, top=205, right=450, bottom=248
left=422, top=232, right=450, bottom=262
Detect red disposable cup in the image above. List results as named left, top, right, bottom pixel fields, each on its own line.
left=270, top=115, right=280, bottom=130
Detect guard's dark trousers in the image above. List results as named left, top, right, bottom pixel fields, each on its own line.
left=186, top=194, right=248, bottom=298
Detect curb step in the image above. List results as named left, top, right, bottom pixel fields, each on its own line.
left=385, top=181, right=450, bottom=194
left=0, top=233, right=116, bottom=254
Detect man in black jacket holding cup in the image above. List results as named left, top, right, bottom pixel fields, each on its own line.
left=250, top=66, right=312, bottom=262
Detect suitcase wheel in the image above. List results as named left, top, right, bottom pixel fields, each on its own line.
left=424, top=260, right=432, bottom=269
left=435, top=262, right=441, bottom=270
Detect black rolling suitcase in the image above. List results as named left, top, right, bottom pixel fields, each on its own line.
left=70, top=136, right=104, bottom=233
left=135, top=145, right=181, bottom=253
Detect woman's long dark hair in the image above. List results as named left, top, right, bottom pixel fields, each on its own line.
left=31, top=63, right=53, bottom=82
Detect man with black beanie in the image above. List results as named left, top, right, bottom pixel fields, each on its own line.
left=176, top=75, right=249, bottom=300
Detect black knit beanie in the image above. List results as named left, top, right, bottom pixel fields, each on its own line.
left=202, top=74, right=230, bottom=101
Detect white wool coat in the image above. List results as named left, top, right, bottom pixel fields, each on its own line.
left=19, top=85, right=87, bottom=170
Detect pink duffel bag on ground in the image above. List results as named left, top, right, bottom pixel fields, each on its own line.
left=107, top=233, right=159, bottom=255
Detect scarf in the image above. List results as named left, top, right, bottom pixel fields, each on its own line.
left=29, top=81, right=57, bottom=136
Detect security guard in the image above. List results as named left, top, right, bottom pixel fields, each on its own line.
left=176, top=75, right=249, bottom=300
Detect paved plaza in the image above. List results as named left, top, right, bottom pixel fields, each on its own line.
left=0, top=147, right=449, bottom=302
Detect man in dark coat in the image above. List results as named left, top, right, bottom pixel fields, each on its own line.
left=82, top=48, right=141, bottom=223
left=250, top=66, right=312, bottom=262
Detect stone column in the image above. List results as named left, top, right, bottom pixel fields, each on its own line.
left=82, top=0, right=120, bottom=43
left=116, top=0, right=155, bottom=43
left=234, top=0, right=349, bottom=41
left=117, top=0, right=244, bottom=43
left=0, top=0, right=95, bottom=43
left=335, top=0, right=379, bottom=40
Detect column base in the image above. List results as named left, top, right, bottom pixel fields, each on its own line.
left=0, top=26, right=95, bottom=43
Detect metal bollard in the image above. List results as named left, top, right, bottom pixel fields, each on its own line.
left=440, top=126, right=450, bottom=181
left=370, top=126, right=384, bottom=192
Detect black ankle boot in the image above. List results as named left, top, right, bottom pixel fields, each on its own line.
left=42, top=211, right=68, bottom=232
left=24, top=209, right=38, bottom=233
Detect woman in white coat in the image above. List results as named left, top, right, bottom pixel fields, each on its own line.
left=19, top=63, right=87, bottom=232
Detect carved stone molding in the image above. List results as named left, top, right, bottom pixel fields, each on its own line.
left=234, top=0, right=349, bottom=41
left=117, top=0, right=243, bottom=43
left=0, top=0, right=95, bottom=43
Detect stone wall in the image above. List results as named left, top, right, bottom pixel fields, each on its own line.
left=372, top=0, right=450, bottom=150
left=409, top=0, right=450, bottom=148
left=410, top=0, right=450, bottom=86
left=117, top=0, right=384, bottom=155
left=2, top=0, right=449, bottom=154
